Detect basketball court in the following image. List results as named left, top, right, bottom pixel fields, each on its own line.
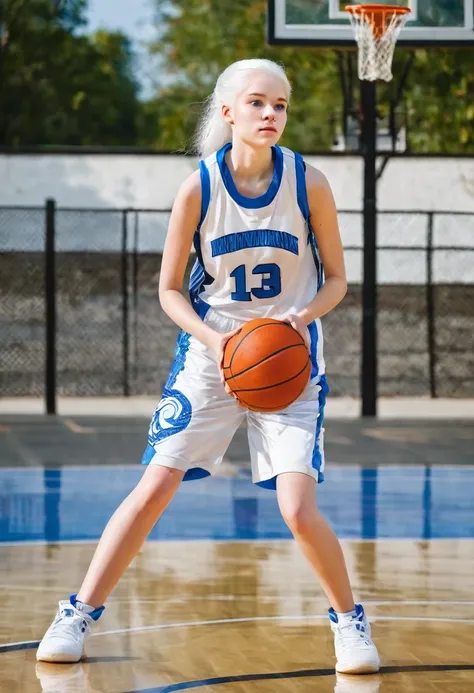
left=1, top=1, right=474, bottom=692
left=0, top=408, right=474, bottom=692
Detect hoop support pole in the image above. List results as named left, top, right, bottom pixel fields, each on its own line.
left=360, top=79, right=378, bottom=417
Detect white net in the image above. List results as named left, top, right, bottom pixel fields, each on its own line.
left=346, top=6, right=410, bottom=82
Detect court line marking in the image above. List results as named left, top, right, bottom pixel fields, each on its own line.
left=63, top=419, right=96, bottom=434
left=100, top=599, right=474, bottom=607
left=93, top=614, right=474, bottom=638
left=62, top=420, right=152, bottom=434
left=104, top=598, right=474, bottom=607
left=1, top=463, right=474, bottom=473
left=3, top=613, right=474, bottom=653
left=365, top=600, right=474, bottom=606
left=1, top=585, right=474, bottom=610
left=123, top=665, right=474, bottom=693
left=1, top=537, right=474, bottom=547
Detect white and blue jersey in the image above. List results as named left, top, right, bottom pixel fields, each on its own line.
left=142, top=143, right=328, bottom=490
left=190, top=143, right=325, bottom=381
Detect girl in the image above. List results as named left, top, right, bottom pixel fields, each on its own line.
left=37, top=59, right=379, bottom=675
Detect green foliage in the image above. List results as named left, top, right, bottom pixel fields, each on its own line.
left=395, top=48, right=474, bottom=152
left=0, top=0, right=140, bottom=146
left=1, top=0, right=472, bottom=152
left=144, top=0, right=474, bottom=154
left=142, top=0, right=341, bottom=152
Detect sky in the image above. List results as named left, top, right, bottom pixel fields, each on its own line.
left=86, top=0, right=154, bottom=41
left=85, top=0, right=157, bottom=97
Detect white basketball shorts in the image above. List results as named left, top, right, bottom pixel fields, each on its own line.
left=141, top=317, right=328, bottom=490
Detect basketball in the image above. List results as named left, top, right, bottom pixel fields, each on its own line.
left=222, top=318, right=311, bottom=412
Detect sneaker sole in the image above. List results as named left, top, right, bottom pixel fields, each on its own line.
left=36, top=651, right=83, bottom=663
left=336, top=661, right=380, bottom=674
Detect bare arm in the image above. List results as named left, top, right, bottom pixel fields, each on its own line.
left=159, top=170, right=219, bottom=350
left=296, top=164, right=347, bottom=325
left=159, top=171, right=240, bottom=373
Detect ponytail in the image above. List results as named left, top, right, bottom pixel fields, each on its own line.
left=193, top=92, right=233, bottom=159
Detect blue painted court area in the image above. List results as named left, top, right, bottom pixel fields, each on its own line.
left=1, top=465, right=473, bottom=543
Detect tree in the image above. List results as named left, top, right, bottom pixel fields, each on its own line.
left=142, top=0, right=342, bottom=152
left=143, top=0, right=474, bottom=154
left=0, top=0, right=140, bottom=146
left=400, top=49, right=474, bottom=152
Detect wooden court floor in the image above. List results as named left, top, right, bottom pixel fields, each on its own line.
left=1, top=464, right=474, bottom=692
left=1, top=415, right=474, bottom=692
left=1, top=539, right=474, bottom=692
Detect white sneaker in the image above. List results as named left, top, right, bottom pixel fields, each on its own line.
left=36, top=598, right=103, bottom=663
left=329, top=604, right=380, bottom=674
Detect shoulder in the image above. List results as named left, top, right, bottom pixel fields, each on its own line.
left=176, top=154, right=219, bottom=202
left=302, top=162, right=335, bottom=212
left=177, top=168, right=201, bottom=200
left=303, top=162, right=331, bottom=193
left=168, top=168, right=204, bottom=229
left=173, top=168, right=202, bottom=215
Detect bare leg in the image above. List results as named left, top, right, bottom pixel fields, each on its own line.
left=276, top=472, right=355, bottom=613
left=77, top=465, right=184, bottom=607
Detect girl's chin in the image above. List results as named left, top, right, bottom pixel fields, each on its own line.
left=243, top=134, right=279, bottom=147
left=235, top=134, right=280, bottom=149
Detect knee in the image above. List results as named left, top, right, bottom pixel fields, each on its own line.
left=280, top=503, right=319, bottom=537
left=136, top=466, right=183, bottom=510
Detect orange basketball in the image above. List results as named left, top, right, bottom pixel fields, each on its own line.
left=222, top=318, right=311, bottom=412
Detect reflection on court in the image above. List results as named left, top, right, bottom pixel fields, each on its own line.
left=1, top=465, right=474, bottom=543
left=0, top=465, right=474, bottom=692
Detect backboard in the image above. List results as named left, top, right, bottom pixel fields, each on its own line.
left=268, top=0, right=474, bottom=46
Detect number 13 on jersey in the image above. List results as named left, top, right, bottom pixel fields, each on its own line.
left=230, top=263, right=281, bottom=301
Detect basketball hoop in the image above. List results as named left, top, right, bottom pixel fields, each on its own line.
left=345, top=4, right=411, bottom=82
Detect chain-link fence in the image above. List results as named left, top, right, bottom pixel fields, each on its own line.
left=324, top=210, right=474, bottom=396
left=55, top=209, right=126, bottom=395
left=0, top=206, right=45, bottom=396
left=1, top=202, right=473, bottom=400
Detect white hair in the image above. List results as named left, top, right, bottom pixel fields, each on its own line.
left=192, top=59, right=291, bottom=158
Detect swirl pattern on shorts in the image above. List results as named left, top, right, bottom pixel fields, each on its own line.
left=148, top=387, right=192, bottom=444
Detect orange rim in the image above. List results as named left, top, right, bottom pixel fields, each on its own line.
left=345, top=4, right=411, bottom=15
left=345, top=4, right=411, bottom=40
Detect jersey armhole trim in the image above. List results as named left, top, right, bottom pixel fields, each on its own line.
left=295, top=152, right=324, bottom=288
left=294, top=152, right=310, bottom=224
left=198, top=160, right=211, bottom=229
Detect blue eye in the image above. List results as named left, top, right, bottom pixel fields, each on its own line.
left=251, top=100, right=263, bottom=107
left=275, top=104, right=286, bottom=111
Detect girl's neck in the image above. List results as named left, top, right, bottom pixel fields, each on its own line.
left=226, top=141, right=274, bottom=184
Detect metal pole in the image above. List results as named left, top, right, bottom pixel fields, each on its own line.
left=426, top=213, right=436, bottom=397
left=45, top=198, right=57, bottom=415
left=121, top=210, right=130, bottom=397
left=132, top=211, right=139, bottom=392
left=360, top=80, right=378, bottom=416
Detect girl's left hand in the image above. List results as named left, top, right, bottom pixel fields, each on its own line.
left=285, top=314, right=311, bottom=352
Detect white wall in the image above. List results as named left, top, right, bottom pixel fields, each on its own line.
left=0, top=154, right=195, bottom=210
left=1, top=153, right=473, bottom=283
left=1, top=153, right=474, bottom=211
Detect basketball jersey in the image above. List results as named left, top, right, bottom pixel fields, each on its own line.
left=189, top=143, right=325, bottom=380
